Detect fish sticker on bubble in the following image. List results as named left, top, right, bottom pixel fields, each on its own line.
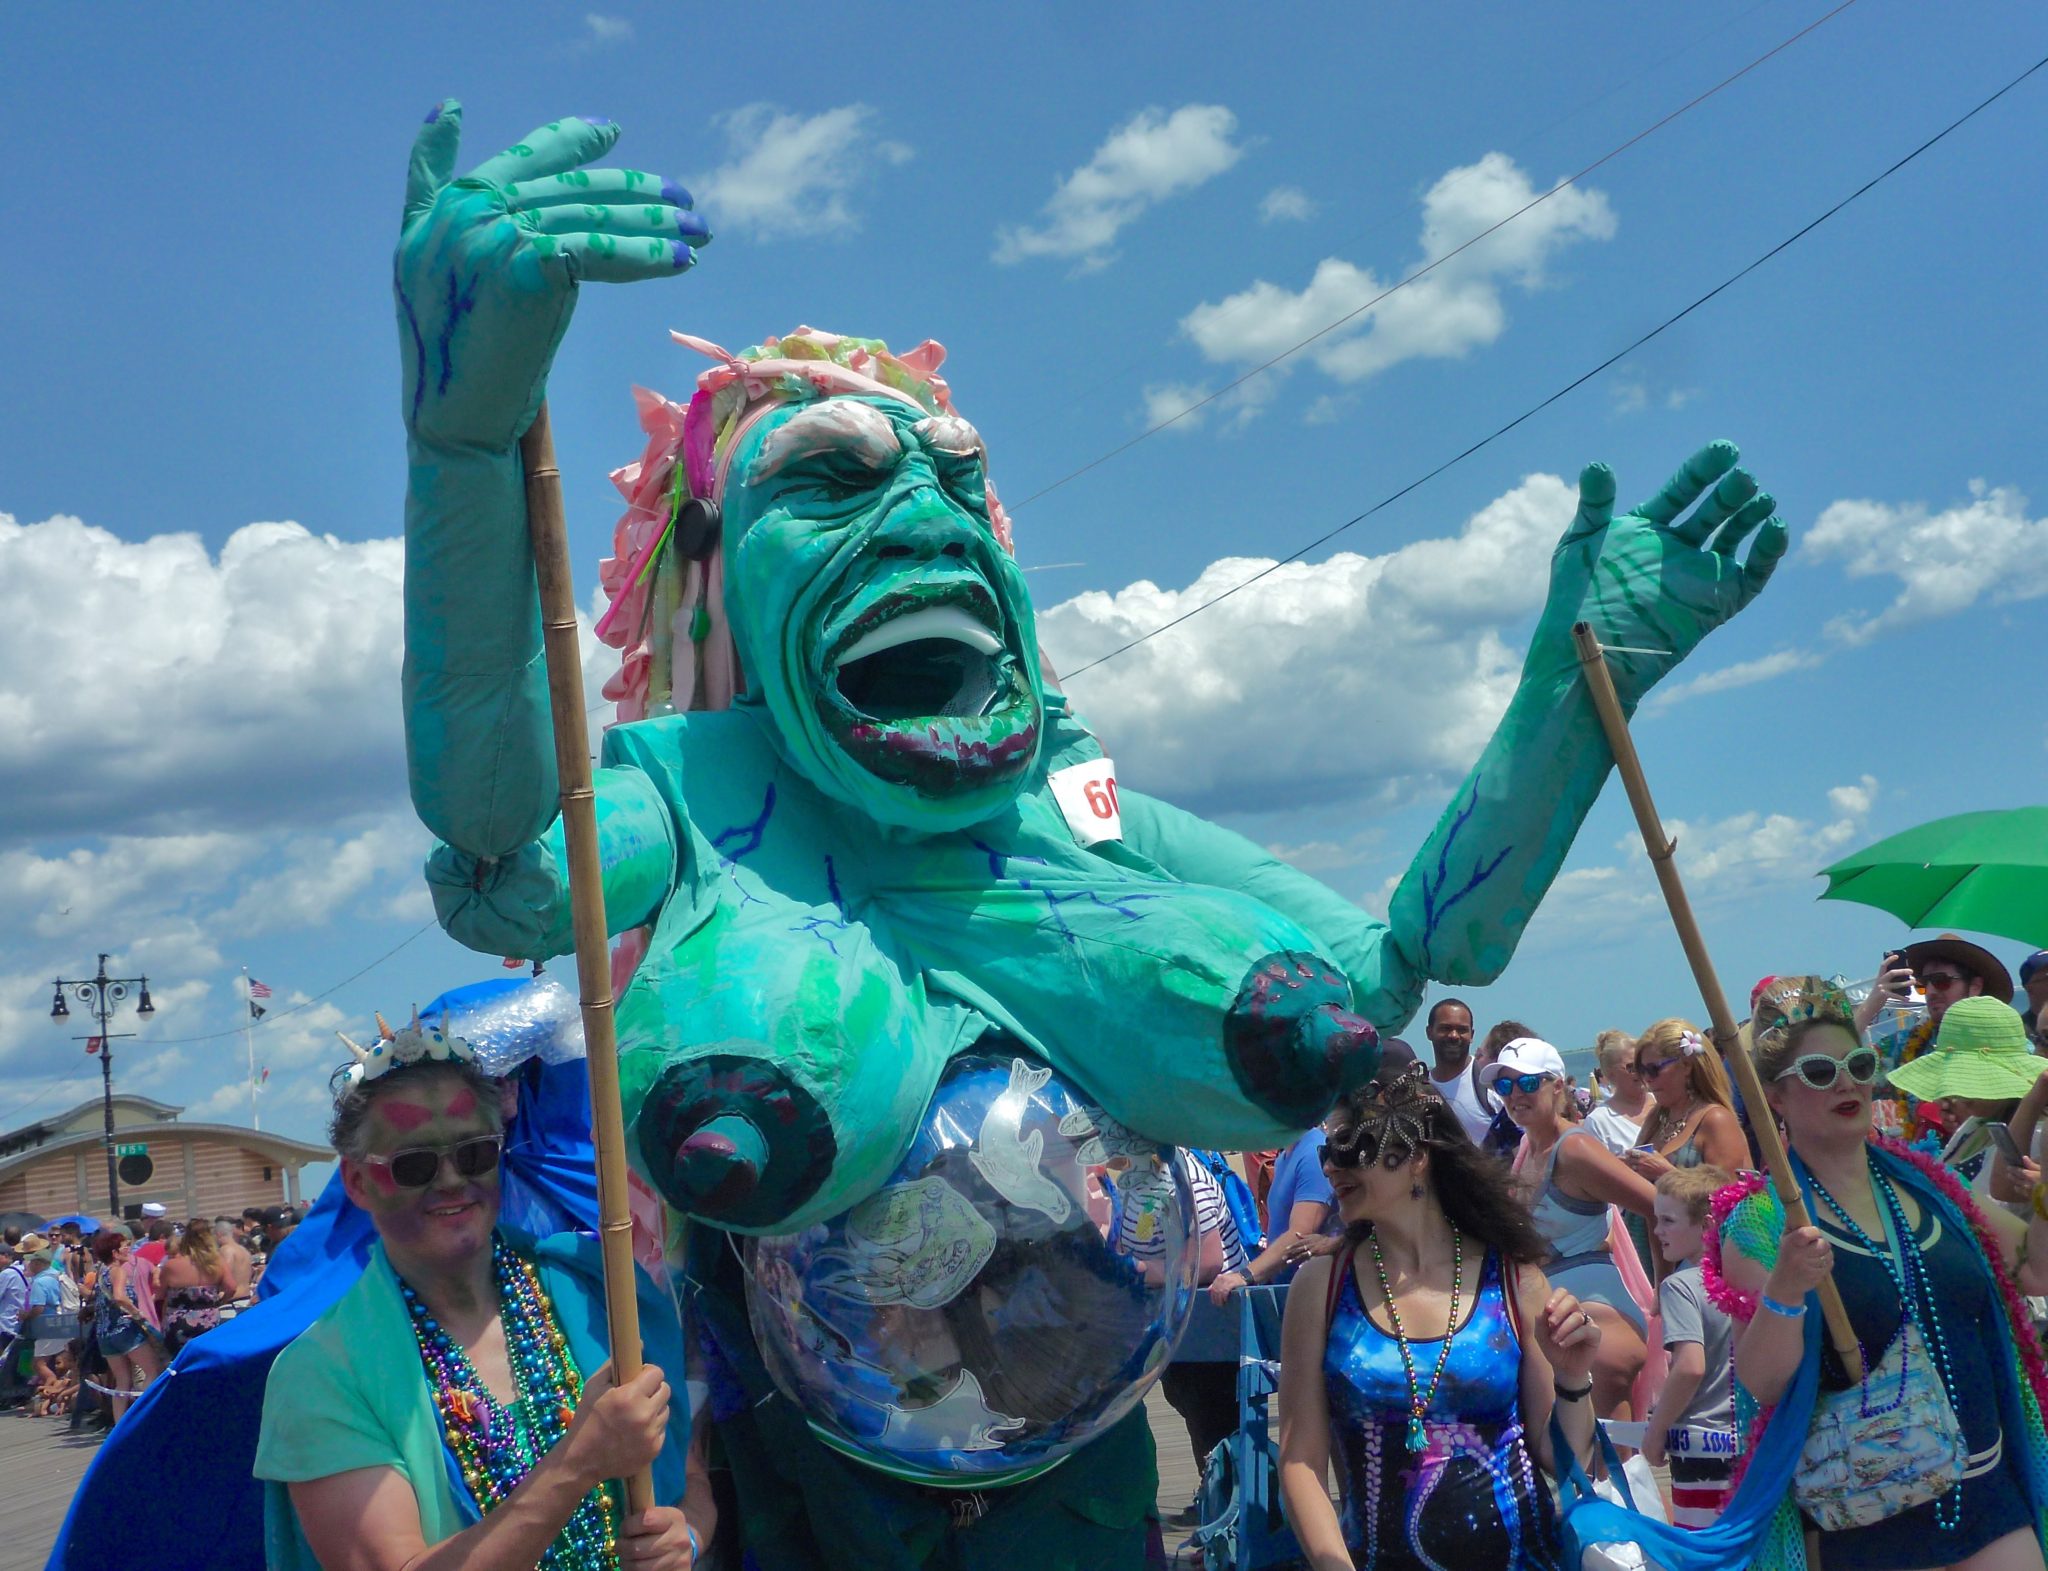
left=814, top=1176, right=998, bottom=1311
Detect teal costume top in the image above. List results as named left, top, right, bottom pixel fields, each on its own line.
left=254, top=1231, right=690, bottom=1571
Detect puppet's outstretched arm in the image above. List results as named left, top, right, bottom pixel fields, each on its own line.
left=1120, top=442, right=1785, bottom=1032
left=1386, top=441, right=1786, bottom=986
left=395, top=101, right=708, bottom=866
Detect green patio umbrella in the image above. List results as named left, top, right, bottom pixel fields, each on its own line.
left=1819, top=807, right=2048, bottom=948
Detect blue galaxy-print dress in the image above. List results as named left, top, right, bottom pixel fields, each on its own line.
left=1323, top=1247, right=1562, bottom=1571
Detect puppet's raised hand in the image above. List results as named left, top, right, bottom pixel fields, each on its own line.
left=1526, top=439, right=1787, bottom=708
left=1379, top=439, right=1788, bottom=990
left=395, top=99, right=709, bottom=452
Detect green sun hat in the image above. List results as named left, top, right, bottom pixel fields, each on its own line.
left=1885, top=995, right=2046, bottom=1102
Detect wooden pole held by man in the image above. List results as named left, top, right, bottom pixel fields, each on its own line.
left=523, top=401, right=658, bottom=1513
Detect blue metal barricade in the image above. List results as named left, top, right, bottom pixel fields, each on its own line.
left=1192, top=1284, right=1303, bottom=1570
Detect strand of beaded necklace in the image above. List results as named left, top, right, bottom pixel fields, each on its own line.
left=402, top=1236, right=622, bottom=1570
left=1367, top=1229, right=1462, bottom=1452
left=1807, top=1160, right=1963, bottom=1531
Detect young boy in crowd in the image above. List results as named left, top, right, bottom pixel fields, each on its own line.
left=1644, top=1166, right=1738, bottom=1528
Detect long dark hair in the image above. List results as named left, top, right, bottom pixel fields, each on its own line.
left=1324, top=1069, right=1548, bottom=1266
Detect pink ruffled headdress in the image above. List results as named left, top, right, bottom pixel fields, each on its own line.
left=593, top=327, right=1016, bottom=725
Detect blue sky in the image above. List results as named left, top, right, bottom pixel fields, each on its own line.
left=3, top=1, right=2044, bottom=1192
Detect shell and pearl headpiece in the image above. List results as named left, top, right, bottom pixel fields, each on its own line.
left=336, top=1010, right=479, bottom=1088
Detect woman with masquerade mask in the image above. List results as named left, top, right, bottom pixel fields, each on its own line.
left=1277, top=1066, right=1602, bottom=1571
left=1709, top=977, right=2048, bottom=1571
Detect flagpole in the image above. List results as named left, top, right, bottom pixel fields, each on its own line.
left=243, top=966, right=259, bottom=1131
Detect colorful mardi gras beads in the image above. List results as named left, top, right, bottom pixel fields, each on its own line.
left=402, top=1236, right=619, bottom=1571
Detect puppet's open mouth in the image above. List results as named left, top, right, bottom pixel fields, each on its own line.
left=835, top=606, right=1004, bottom=721
left=823, top=582, right=1039, bottom=793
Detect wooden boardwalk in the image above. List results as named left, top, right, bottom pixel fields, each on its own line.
left=0, top=1389, right=1210, bottom=1570
left=0, top=1408, right=101, bottom=1571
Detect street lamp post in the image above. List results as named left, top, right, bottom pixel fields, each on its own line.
left=50, top=954, right=154, bottom=1218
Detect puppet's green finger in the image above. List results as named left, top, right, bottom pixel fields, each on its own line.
left=1570, top=462, right=1616, bottom=535
left=1632, top=439, right=1739, bottom=527
left=506, top=169, right=691, bottom=209
left=1709, top=492, right=1774, bottom=557
left=538, top=230, right=701, bottom=283
left=1738, top=518, right=1790, bottom=605
left=404, top=100, right=464, bottom=221
left=470, top=116, right=623, bottom=187
left=520, top=200, right=709, bottom=245
left=1672, top=466, right=1757, bottom=546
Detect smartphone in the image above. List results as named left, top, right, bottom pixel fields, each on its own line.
left=1989, top=1123, right=2024, bottom=1164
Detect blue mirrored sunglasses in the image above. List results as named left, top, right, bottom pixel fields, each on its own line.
left=1498, top=1072, right=1555, bottom=1096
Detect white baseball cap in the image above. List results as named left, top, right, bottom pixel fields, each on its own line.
left=1479, top=1037, right=1569, bottom=1088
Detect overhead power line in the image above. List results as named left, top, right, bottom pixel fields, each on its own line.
left=1011, top=0, right=1863, bottom=513
left=1056, top=51, right=2048, bottom=684
left=137, top=919, right=440, bottom=1046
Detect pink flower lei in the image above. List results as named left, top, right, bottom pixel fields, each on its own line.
left=1871, top=1132, right=2048, bottom=1415
left=1701, top=1138, right=2048, bottom=1417
left=1701, top=1169, right=1772, bottom=1323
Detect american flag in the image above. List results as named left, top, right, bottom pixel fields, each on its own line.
left=248, top=978, right=273, bottom=1000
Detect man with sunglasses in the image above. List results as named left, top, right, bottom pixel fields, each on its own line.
left=256, top=1017, right=709, bottom=1571
left=1886, top=935, right=2018, bottom=1135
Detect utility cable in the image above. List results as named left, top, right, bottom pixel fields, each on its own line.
left=1009, top=0, right=1786, bottom=440
left=1057, top=51, right=2048, bottom=682
left=136, top=919, right=440, bottom=1045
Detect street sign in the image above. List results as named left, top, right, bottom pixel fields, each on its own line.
left=115, top=1142, right=147, bottom=1157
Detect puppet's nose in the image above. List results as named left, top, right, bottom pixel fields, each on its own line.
left=637, top=1052, right=835, bottom=1229
left=1221, top=951, right=1381, bottom=1130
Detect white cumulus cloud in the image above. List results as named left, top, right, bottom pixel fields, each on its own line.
left=0, top=510, right=613, bottom=845
left=995, top=105, right=1245, bottom=268
left=1806, top=480, right=2047, bottom=645
left=0, top=513, right=407, bottom=840
left=1178, top=153, right=1614, bottom=405
left=1526, top=779, right=1881, bottom=948
left=1645, top=648, right=1822, bottom=711
left=692, top=104, right=911, bottom=240
left=1041, top=472, right=1577, bottom=814
left=1259, top=185, right=1316, bottom=223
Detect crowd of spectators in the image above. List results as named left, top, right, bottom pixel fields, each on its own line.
left=0, top=1202, right=308, bottom=1431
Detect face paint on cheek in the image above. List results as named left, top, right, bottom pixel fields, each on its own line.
left=377, top=1099, right=434, bottom=1134
left=364, top=1162, right=402, bottom=1196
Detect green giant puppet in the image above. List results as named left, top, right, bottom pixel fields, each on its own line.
left=396, top=105, right=1788, bottom=1554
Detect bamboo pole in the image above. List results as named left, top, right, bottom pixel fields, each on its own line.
left=522, top=401, right=657, bottom=1514
left=1571, top=622, right=1862, bottom=1380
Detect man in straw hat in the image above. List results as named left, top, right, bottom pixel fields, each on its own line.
left=1897, top=933, right=2016, bottom=1051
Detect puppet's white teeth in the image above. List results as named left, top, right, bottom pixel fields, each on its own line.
left=839, top=606, right=1001, bottom=665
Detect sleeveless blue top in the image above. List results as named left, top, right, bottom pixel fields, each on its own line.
left=1324, top=1246, right=1562, bottom=1570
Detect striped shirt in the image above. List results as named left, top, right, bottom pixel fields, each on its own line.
left=1116, top=1154, right=1250, bottom=1273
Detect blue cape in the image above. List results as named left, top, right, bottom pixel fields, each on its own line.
left=46, top=979, right=613, bottom=1571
